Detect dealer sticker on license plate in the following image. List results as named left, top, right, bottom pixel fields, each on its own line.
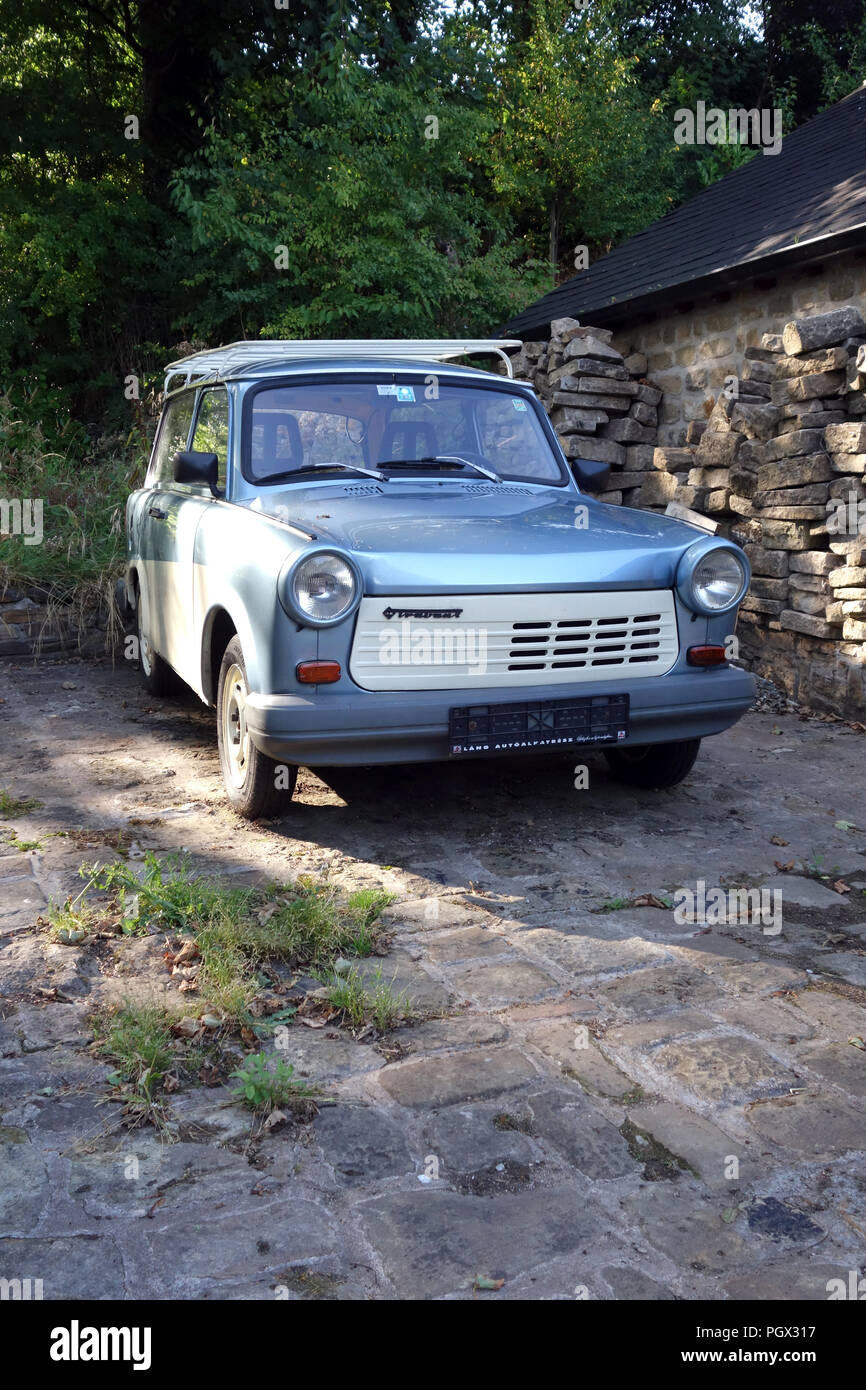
left=448, top=694, right=629, bottom=756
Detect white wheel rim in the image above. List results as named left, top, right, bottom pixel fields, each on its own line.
left=222, top=663, right=251, bottom=789
left=138, top=620, right=154, bottom=677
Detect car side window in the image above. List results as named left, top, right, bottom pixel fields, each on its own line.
left=149, top=393, right=196, bottom=487
left=191, top=387, right=230, bottom=492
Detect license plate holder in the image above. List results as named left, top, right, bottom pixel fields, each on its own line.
left=448, top=694, right=630, bottom=756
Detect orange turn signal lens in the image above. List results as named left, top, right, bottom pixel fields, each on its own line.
left=296, top=660, right=342, bottom=684
left=687, top=645, right=727, bottom=667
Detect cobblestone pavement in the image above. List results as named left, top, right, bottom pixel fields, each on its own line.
left=1, top=656, right=866, bottom=1301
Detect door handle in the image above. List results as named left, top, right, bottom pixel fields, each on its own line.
left=148, top=505, right=167, bottom=520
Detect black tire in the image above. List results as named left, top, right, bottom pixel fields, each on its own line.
left=134, top=584, right=174, bottom=697
left=604, top=738, right=701, bottom=789
left=216, top=636, right=297, bottom=819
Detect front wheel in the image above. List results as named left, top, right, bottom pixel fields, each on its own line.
left=604, top=738, right=701, bottom=789
left=216, top=636, right=297, bottom=819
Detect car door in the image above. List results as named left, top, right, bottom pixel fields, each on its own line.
left=138, top=390, right=197, bottom=679
left=153, top=386, right=230, bottom=690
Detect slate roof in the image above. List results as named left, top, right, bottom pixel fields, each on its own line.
left=503, top=84, right=866, bottom=339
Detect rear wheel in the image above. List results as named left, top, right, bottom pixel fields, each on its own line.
left=604, top=738, right=701, bottom=789
left=134, top=584, right=174, bottom=697
left=216, top=636, right=297, bottom=819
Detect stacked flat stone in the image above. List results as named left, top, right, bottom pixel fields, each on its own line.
left=512, top=304, right=866, bottom=714
left=628, top=306, right=866, bottom=711
left=510, top=316, right=660, bottom=507
left=626, top=308, right=866, bottom=646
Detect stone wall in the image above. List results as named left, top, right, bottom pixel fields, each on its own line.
left=0, top=585, right=113, bottom=659
left=513, top=301, right=866, bottom=718
left=608, top=250, right=866, bottom=446
left=623, top=306, right=866, bottom=717
left=506, top=319, right=662, bottom=508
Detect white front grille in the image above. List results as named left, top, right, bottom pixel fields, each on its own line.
left=349, top=591, right=679, bottom=691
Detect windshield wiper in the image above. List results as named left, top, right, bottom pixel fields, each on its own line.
left=294, top=461, right=387, bottom=482
left=383, top=455, right=502, bottom=483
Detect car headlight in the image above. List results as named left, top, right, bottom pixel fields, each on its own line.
left=677, top=541, right=749, bottom=615
left=280, top=549, right=362, bottom=626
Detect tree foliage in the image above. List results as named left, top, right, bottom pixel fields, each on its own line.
left=1, top=0, right=865, bottom=426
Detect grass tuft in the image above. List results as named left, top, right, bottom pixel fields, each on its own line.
left=94, top=1002, right=176, bottom=1128
left=75, top=852, right=395, bottom=1028
left=324, top=966, right=412, bottom=1031
left=0, top=789, right=42, bottom=818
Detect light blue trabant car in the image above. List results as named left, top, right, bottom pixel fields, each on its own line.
left=123, top=339, right=754, bottom=818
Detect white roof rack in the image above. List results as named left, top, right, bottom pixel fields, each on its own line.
left=163, top=338, right=522, bottom=393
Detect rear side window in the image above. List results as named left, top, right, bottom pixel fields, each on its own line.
left=191, top=387, right=230, bottom=491
left=149, top=393, right=195, bottom=486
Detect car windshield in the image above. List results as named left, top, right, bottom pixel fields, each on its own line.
left=243, top=380, right=566, bottom=486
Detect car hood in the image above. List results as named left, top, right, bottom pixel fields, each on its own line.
left=245, top=481, right=707, bottom=593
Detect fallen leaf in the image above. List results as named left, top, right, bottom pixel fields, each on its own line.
left=720, top=1208, right=737, bottom=1224
left=633, top=893, right=667, bottom=909
left=297, top=1016, right=327, bottom=1029
left=171, top=964, right=199, bottom=980
left=848, top=1036, right=866, bottom=1051
left=774, top=860, right=795, bottom=872
left=171, top=1017, right=201, bottom=1037
left=263, top=1109, right=287, bottom=1131
left=835, top=820, right=857, bottom=832
left=832, top=880, right=851, bottom=894
left=473, top=1275, right=505, bottom=1291
left=769, top=835, right=789, bottom=846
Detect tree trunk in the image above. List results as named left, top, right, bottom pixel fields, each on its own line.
left=549, top=196, right=559, bottom=282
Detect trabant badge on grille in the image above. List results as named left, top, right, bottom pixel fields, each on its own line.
left=381, top=607, right=463, bottom=620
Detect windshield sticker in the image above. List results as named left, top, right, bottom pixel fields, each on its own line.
left=512, top=398, right=528, bottom=411
left=375, top=385, right=416, bottom=400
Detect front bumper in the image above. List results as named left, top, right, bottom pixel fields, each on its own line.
left=244, top=665, right=756, bottom=766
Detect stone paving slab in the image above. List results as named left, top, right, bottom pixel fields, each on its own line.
left=1, top=657, right=866, bottom=1301
left=357, top=1188, right=606, bottom=1299
left=649, top=1035, right=800, bottom=1104
left=376, top=1048, right=539, bottom=1108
